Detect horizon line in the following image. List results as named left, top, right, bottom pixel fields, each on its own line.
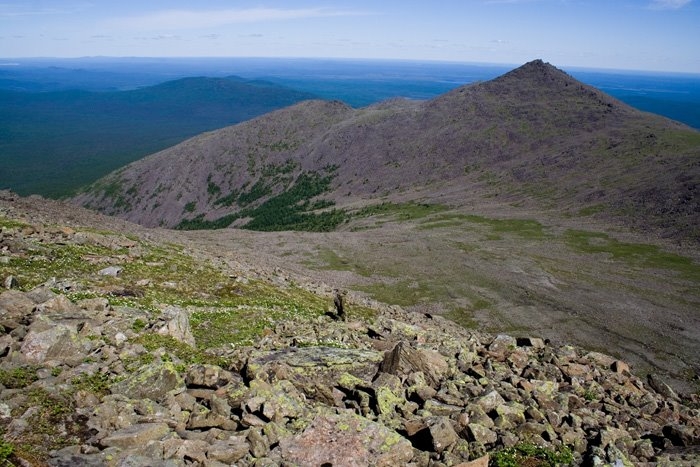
left=1, top=55, right=699, bottom=77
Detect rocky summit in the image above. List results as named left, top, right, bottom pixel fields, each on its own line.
left=1, top=190, right=699, bottom=467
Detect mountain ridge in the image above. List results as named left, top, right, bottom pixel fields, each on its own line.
left=72, top=60, right=700, bottom=243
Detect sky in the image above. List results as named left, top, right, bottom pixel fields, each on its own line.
left=0, top=0, right=699, bottom=73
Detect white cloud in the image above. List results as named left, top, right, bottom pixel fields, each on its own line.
left=648, top=0, right=692, bottom=9
left=108, top=7, right=368, bottom=31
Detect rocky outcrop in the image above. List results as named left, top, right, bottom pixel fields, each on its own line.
left=1, top=195, right=699, bottom=466
left=1, top=277, right=698, bottom=466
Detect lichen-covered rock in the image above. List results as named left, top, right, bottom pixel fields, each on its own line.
left=488, top=334, right=517, bottom=358
left=111, top=362, right=185, bottom=402
left=240, top=378, right=308, bottom=424
left=465, top=423, right=498, bottom=445
left=246, top=346, right=383, bottom=399
left=455, top=454, right=490, bottom=467
left=34, top=294, right=84, bottom=318
left=422, top=416, right=459, bottom=454
left=279, top=411, right=413, bottom=467
left=185, top=363, right=238, bottom=388
left=186, top=402, right=232, bottom=430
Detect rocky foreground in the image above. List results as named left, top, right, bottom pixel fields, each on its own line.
left=0, top=192, right=699, bottom=466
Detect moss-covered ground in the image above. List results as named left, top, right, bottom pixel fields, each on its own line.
left=0, top=214, right=374, bottom=355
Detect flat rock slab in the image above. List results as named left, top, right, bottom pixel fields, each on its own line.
left=100, top=422, right=171, bottom=449
left=279, top=411, right=413, bottom=467
left=246, top=347, right=383, bottom=397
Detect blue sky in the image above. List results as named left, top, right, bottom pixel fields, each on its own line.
left=0, top=0, right=698, bottom=73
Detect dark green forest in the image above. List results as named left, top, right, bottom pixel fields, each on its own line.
left=0, top=76, right=315, bottom=197
left=176, top=171, right=347, bottom=232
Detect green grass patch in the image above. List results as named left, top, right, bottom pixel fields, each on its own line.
left=490, top=442, right=574, bottom=467
left=421, top=212, right=471, bottom=223
left=463, top=215, right=549, bottom=239
left=0, top=215, right=29, bottom=229
left=577, top=204, right=606, bottom=216
left=0, top=221, right=367, bottom=350
left=0, top=241, right=128, bottom=291
left=658, top=129, right=700, bottom=147
left=133, top=333, right=229, bottom=367
left=0, top=366, right=39, bottom=389
left=354, top=202, right=449, bottom=221
left=452, top=241, right=478, bottom=253
left=190, top=284, right=375, bottom=348
left=564, top=229, right=700, bottom=281
left=71, top=371, right=111, bottom=397
left=357, top=279, right=444, bottom=307
left=309, top=248, right=376, bottom=277
left=11, top=387, right=81, bottom=462
left=417, top=220, right=465, bottom=230
left=444, top=307, right=481, bottom=329
left=0, top=440, right=13, bottom=464
left=132, top=318, right=147, bottom=332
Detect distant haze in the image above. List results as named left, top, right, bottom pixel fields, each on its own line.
left=1, top=0, right=699, bottom=73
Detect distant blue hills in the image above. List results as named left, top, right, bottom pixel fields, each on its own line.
left=0, top=73, right=317, bottom=197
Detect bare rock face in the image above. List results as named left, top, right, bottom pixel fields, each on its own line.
left=278, top=411, right=414, bottom=467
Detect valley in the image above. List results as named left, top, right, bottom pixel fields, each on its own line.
left=177, top=197, right=700, bottom=394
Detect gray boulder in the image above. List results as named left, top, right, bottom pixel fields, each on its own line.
left=20, top=315, right=92, bottom=366
left=111, top=362, right=185, bottom=402
left=156, top=306, right=195, bottom=347
left=380, top=340, right=449, bottom=387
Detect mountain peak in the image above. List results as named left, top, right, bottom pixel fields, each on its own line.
left=494, top=59, right=576, bottom=86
